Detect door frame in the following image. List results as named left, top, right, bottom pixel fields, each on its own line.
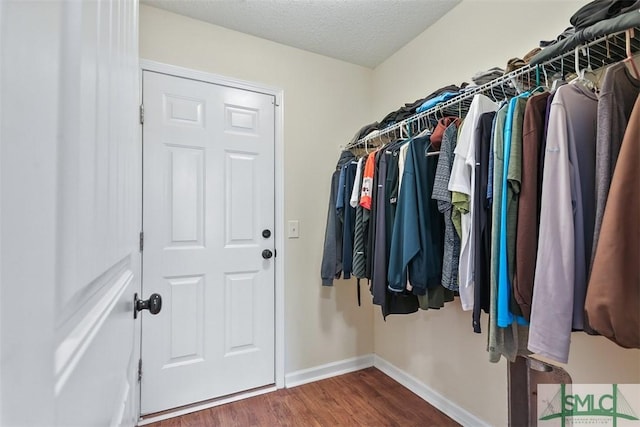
left=138, top=59, right=286, bottom=420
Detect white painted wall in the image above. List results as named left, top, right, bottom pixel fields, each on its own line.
left=139, top=4, right=375, bottom=374
left=374, top=1, right=585, bottom=118
left=371, top=2, right=640, bottom=426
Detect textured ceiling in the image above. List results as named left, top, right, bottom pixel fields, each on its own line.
left=141, top=0, right=461, bottom=68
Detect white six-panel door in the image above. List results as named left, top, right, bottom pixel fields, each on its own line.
left=141, top=70, right=276, bottom=414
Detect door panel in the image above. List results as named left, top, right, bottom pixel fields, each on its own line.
left=167, top=275, right=204, bottom=363
left=168, top=146, right=204, bottom=245
left=226, top=153, right=258, bottom=242
left=142, top=71, right=275, bottom=415
left=225, top=272, right=259, bottom=353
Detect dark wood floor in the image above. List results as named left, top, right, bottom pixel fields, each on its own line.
left=145, top=367, right=460, bottom=426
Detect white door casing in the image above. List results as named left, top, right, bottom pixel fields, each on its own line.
left=1, top=1, right=140, bottom=426
left=141, top=69, right=278, bottom=415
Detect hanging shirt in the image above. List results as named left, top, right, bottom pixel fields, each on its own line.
left=350, top=157, right=364, bottom=208
left=365, top=150, right=381, bottom=281
left=497, top=95, right=529, bottom=327
left=487, top=100, right=508, bottom=203
left=397, top=141, right=412, bottom=291
left=592, top=62, right=640, bottom=264
left=388, top=135, right=443, bottom=295
left=514, top=92, right=550, bottom=321
left=321, top=151, right=356, bottom=285
left=352, top=155, right=368, bottom=280
left=586, top=94, right=640, bottom=349
left=447, top=94, right=498, bottom=311
left=529, top=83, right=598, bottom=364
left=538, top=92, right=556, bottom=194
left=432, top=122, right=461, bottom=292
left=339, top=161, right=358, bottom=280
left=376, top=147, right=419, bottom=317
left=360, top=151, right=377, bottom=210
left=472, top=111, right=496, bottom=333
left=488, top=105, right=528, bottom=363
left=398, top=142, right=410, bottom=192
left=372, top=152, right=389, bottom=306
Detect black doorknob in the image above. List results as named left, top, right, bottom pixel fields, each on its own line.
left=134, top=293, right=162, bottom=318
left=262, top=249, right=273, bottom=259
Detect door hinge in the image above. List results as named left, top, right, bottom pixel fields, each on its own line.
left=139, top=104, right=144, bottom=125
left=139, top=231, right=144, bottom=252
left=138, top=359, right=142, bottom=382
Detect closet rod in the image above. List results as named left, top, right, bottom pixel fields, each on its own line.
left=349, top=26, right=640, bottom=150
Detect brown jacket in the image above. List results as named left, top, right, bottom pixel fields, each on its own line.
left=585, top=93, right=640, bottom=348
left=514, top=92, right=550, bottom=320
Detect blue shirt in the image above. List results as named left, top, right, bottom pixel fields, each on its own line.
left=497, top=94, right=529, bottom=327
left=416, top=92, right=458, bottom=113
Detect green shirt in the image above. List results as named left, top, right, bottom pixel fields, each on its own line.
left=488, top=104, right=528, bottom=363
left=451, top=191, right=468, bottom=238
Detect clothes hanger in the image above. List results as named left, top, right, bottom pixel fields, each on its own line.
left=625, top=29, right=640, bottom=79
left=428, top=110, right=438, bottom=132
left=585, top=44, right=604, bottom=90
left=489, top=82, right=499, bottom=102
left=570, top=47, right=583, bottom=82
left=527, top=65, right=548, bottom=94
left=424, top=138, right=440, bottom=157
left=415, top=115, right=431, bottom=138
left=404, top=122, right=409, bottom=138
left=551, top=55, right=566, bottom=91
left=501, top=78, right=508, bottom=102
left=569, top=46, right=597, bottom=91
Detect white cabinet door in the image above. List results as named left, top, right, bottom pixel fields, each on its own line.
left=141, top=70, right=276, bottom=415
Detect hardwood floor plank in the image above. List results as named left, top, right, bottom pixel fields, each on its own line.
left=143, top=368, right=460, bottom=427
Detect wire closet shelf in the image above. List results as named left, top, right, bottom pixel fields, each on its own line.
left=348, top=27, right=640, bottom=150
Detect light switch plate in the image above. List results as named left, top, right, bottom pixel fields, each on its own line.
left=288, top=220, right=299, bottom=238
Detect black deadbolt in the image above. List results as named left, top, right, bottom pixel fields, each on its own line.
left=134, top=293, right=162, bottom=319
left=262, top=229, right=271, bottom=238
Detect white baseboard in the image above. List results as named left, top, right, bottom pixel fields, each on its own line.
left=284, top=354, right=375, bottom=388
left=373, top=355, right=491, bottom=427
